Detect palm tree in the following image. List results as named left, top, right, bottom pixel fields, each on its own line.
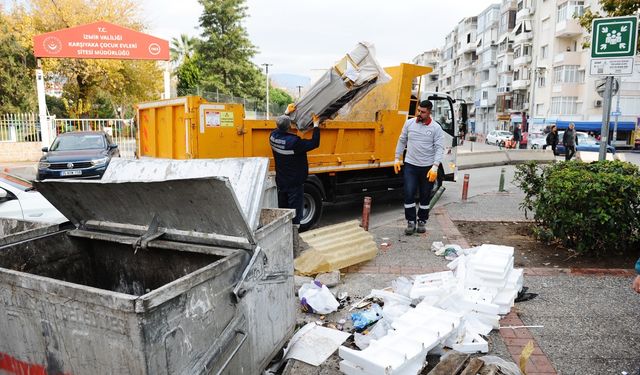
left=170, top=34, right=197, bottom=65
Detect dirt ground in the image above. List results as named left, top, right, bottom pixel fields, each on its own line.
left=455, top=221, right=639, bottom=269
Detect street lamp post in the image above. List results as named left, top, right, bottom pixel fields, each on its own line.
left=262, top=63, right=273, bottom=119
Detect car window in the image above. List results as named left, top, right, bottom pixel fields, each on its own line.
left=499, top=131, right=511, bottom=136
left=51, top=134, right=107, bottom=151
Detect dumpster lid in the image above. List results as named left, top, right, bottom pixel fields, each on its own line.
left=34, top=177, right=255, bottom=247
left=101, top=158, right=269, bottom=231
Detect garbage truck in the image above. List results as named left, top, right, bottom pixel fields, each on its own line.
left=137, top=63, right=464, bottom=230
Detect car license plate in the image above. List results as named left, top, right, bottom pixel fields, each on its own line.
left=60, top=170, right=82, bottom=176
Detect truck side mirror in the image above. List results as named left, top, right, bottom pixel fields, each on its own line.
left=461, top=105, right=468, bottom=123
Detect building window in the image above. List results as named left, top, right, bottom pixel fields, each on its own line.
left=551, top=96, right=578, bottom=114
left=536, top=103, right=544, bottom=115
left=557, top=1, right=584, bottom=23
left=541, top=45, right=548, bottom=59
left=538, top=75, right=546, bottom=87
left=553, top=65, right=584, bottom=83
left=482, top=91, right=489, bottom=99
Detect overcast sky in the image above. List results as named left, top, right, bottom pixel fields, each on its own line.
left=140, top=0, right=499, bottom=77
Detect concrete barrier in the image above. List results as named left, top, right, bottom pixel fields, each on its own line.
left=457, top=149, right=556, bottom=170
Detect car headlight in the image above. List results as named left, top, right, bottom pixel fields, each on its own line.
left=38, top=161, right=50, bottom=168
left=91, top=157, right=109, bottom=166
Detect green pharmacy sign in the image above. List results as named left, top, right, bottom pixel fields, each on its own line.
left=591, top=16, right=638, bottom=58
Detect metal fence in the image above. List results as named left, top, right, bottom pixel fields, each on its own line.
left=0, top=113, right=43, bottom=142
left=183, top=89, right=288, bottom=119
left=52, top=118, right=137, bottom=159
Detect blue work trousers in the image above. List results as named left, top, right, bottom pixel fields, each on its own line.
left=403, top=163, right=434, bottom=223
left=278, top=185, right=304, bottom=224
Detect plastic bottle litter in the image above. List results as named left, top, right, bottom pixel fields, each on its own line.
left=351, top=303, right=382, bottom=331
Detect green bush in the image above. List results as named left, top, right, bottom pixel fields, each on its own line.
left=514, top=160, right=640, bottom=255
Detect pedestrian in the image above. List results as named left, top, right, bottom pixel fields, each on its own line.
left=513, top=124, right=522, bottom=146
left=543, top=125, right=559, bottom=155
left=269, top=104, right=321, bottom=230
left=634, top=257, right=640, bottom=293
left=562, top=122, right=578, bottom=161
left=394, top=100, right=445, bottom=235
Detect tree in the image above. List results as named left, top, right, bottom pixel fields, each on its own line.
left=6, top=0, right=163, bottom=118
left=577, top=0, right=640, bottom=50
left=171, top=34, right=197, bottom=65
left=176, top=55, right=202, bottom=96
left=0, top=13, right=37, bottom=113
left=197, top=0, right=264, bottom=99
left=269, top=87, right=294, bottom=108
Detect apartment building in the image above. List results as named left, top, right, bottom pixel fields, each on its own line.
left=475, top=4, right=501, bottom=134
left=531, top=0, right=640, bottom=147
left=496, top=0, right=518, bottom=130
left=416, top=0, right=640, bottom=146
left=412, top=49, right=441, bottom=94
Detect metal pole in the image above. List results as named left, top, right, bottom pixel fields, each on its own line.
left=499, top=168, right=506, bottom=192
left=262, top=63, right=272, bottom=119
left=612, top=84, right=620, bottom=149
left=598, top=76, right=614, bottom=161
left=35, top=60, right=51, bottom=148
left=461, top=174, right=470, bottom=201
left=297, top=85, right=303, bottom=99
left=361, top=196, right=372, bottom=231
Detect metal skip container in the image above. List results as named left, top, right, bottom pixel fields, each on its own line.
left=0, top=157, right=295, bottom=374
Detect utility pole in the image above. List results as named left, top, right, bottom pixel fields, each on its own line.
left=598, top=76, right=613, bottom=161
left=262, top=63, right=273, bottom=119
left=612, top=85, right=621, bottom=148
left=296, top=85, right=303, bottom=99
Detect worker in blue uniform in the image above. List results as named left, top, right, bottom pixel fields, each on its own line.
left=269, top=104, right=321, bottom=229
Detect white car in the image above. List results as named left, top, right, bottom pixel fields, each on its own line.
left=486, top=130, right=513, bottom=146
left=528, top=132, right=547, bottom=149
left=0, top=173, right=67, bottom=223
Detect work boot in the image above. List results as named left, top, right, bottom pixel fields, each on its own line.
left=417, top=220, right=427, bottom=233
left=405, top=221, right=416, bottom=235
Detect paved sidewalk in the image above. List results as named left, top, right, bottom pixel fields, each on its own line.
left=290, top=191, right=640, bottom=375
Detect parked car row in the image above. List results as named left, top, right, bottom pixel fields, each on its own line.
left=528, top=131, right=615, bottom=154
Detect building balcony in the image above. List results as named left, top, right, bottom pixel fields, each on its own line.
left=512, top=79, right=530, bottom=90
left=479, top=97, right=497, bottom=108
left=510, top=102, right=529, bottom=111
left=513, top=55, right=532, bottom=67
left=497, top=85, right=512, bottom=94
left=555, top=19, right=583, bottom=38
left=553, top=51, right=583, bottom=66
left=454, top=79, right=475, bottom=89
left=458, top=42, right=476, bottom=55
left=481, top=77, right=497, bottom=88
left=516, top=7, right=531, bottom=21
left=513, top=31, right=533, bottom=43
left=459, top=61, right=477, bottom=70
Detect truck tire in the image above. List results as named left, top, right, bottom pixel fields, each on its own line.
left=300, top=183, right=323, bottom=232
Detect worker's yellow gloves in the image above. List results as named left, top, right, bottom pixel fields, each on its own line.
left=285, top=103, right=296, bottom=115
left=427, top=165, right=438, bottom=182
left=312, top=114, right=320, bottom=128
left=393, top=159, right=402, bottom=174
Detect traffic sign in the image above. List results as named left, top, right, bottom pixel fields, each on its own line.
left=590, top=16, right=638, bottom=76
left=591, top=16, right=638, bottom=58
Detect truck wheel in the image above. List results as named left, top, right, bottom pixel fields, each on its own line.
left=300, top=183, right=323, bottom=232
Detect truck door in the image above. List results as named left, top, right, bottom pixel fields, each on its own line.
left=429, top=97, right=458, bottom=182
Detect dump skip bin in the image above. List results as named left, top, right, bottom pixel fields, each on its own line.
left=0, top=158, right=295, bottom=374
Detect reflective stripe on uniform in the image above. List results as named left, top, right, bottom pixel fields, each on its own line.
left=404, top=203, right=416, bottom=208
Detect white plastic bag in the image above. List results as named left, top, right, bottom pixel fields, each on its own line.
left=391, top=276, right=413, bottom=297
left=298, top=281, right=340, bottom=314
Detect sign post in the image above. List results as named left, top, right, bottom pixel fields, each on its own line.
left=589, top=15, right=638, bottom=160
left=33, top=21, right=170, bottom=147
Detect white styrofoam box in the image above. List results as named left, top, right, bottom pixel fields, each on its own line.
left=478, top=244, right=515, bottom=257
left=339, top=345, right=409, bottom=375
left=371, top=289, right=413, bottom=306
left=409, top=271, right=455, bottom=299
left=468, top=311, right=500, bottom=330
left=463, top=314, right=494, bottom=336
left=494, top=288, right=518, bottom=313
left=451, top=332, right=489, bottom=353
left=507, top=268, right=524, bottom=292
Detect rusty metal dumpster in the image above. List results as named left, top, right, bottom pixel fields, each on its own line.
left=0, top=158, right=295, bottom=374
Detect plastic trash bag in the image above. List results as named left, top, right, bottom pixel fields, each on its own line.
left=354, top=318, right=393, bottom=350
left=299, top=281, right=340, bottom=314
left=351, top=303, right=382, bottom=331
left=479, top=355, right=524, bottom=375
left=391, top=276, right=412, bottom=297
